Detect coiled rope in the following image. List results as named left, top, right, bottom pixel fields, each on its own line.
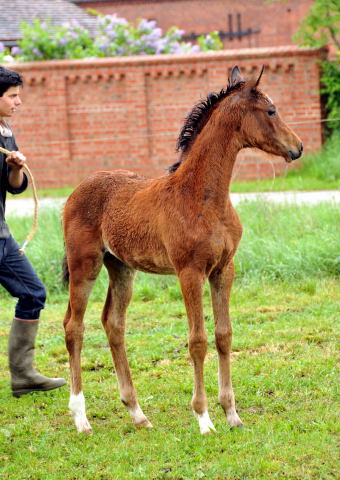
left=0, top=146, right=38, bottom=253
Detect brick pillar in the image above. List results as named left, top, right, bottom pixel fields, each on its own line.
left=124, top=69, right=150, bottom=175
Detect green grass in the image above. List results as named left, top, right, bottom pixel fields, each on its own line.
left=0, top=202, right=338, bottom=479
left=230, top=172, right=338, bottom=193
left=0, top=278, right=338, bottom=479
left=4, top=200, right=339, bottom=301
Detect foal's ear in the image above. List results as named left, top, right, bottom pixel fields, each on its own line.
left=228, top=66, right=243, bottom=87
left=254, top=65, right=265, bottom=87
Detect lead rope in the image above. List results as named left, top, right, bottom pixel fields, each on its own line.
left=0, top=146, right=39, bottom=253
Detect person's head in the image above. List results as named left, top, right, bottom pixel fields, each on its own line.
left=0, top=66, right=23, bottom=97
left=0, top=66, right=23, bottom=120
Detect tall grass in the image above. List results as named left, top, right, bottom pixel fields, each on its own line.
left=4, top=200, right=339, bottom=303
left=299, top=133, right=340, bottom=183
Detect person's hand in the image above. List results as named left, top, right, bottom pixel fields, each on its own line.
left=6, top=151, right=26, bottom=171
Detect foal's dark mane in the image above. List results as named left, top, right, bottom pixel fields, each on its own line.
left=169, top=79, right=246, bottom=173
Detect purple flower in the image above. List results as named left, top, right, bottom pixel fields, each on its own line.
left=32, top=47, right=43, bottom=58
left=0, top=42, right=5, bottom=53
left=105, top=14, right=128, bottom=27
left=59, top=37, right=68, bottom=46
left=11, top=46, right=21, bottom=55
left=172, top=29, right=184, bottom=40
left=144, top=28, right=162, bottom=45
left=138, top=19, right=157, bottom=32
left=190, top=45, right=200, bottom=53
left=98, top=37, right=110, bottom=52
left=154, top=38, right=167, bottom=54
left=169, top=42, right=182, bottom=54
left=105, top=26, right=117, bottom=39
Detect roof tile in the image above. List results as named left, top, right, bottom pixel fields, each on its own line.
left=0, top=0, right=97, bottom=42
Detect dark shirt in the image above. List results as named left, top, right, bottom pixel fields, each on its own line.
left=0, top=131, right=28, bottom=238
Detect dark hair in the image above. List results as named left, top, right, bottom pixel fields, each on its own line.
left=0, top=66, right=23, bottom=97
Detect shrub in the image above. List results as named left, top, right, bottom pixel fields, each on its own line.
left=292, top=0, right=340, bottom=134
left=0, top=42, right=15, bottom=63
left=0, top=15, right=222, bottom=63
left=17, top=18, right=98, bottom=61
left=320, top=60, right=340, bottom=133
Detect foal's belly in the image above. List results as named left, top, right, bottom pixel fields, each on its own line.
left=105, top=244, right=176, bottom=275
left=129, top=259, right=175, bottom=275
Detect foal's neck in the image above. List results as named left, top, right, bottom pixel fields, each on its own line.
left=173, top=122, right=240, bottom=208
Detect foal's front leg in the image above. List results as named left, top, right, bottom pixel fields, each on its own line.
left=179, top=267, right=216, bottom=434
left=209, top=261, right=243, bottom=428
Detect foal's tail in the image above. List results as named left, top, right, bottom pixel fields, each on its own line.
left=62, top=254, right=69, bottom=287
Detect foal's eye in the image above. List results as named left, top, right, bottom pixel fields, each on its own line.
left=268, top=109, right=276, bottom=117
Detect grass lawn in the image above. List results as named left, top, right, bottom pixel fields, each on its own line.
left=0, top=278, right=338, bottom=479
left=0, top=198, right=339, bottom=479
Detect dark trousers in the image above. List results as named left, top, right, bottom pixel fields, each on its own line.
left=0, top=235, right=46, bottom=319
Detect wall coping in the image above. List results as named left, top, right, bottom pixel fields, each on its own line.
left=8, top=45, right=328, bottom=72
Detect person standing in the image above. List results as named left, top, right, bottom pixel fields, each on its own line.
left=0, top=65, right=65, bottom=397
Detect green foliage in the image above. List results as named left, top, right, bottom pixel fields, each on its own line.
left=292, top=0, right=340, bottom=50
left=18, top=19, right=97, bottom=61
left=1, top=15, right=222, bottom=62
left=272, top=1, right=340, bottom=132
left=197, top=31, right=223, bottom=52
left=292, top=0, right=340, bottom=132
left=0, top=43, right=13, bottom=62
left=320, top=61, right=340, bottom=132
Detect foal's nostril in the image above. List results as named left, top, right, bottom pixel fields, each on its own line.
left=288, top=149, right=301, bottom=161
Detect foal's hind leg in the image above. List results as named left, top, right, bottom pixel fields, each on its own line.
left=209, top=261, right=243, bottom=428
left=102, top=254, right=152, bottom=428
left=64, top=248, right=103, bottom=434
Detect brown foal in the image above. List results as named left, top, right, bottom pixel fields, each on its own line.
left=62, top=65, right=303, bottom=434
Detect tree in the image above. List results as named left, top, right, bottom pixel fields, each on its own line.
left=271, top=0, right=340, bottom=133
left=292, top=0, right=340, bottom=50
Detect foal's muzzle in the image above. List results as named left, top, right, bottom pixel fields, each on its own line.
left=287, top=143, right=303, bottom=163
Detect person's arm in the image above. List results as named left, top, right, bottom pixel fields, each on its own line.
left=6, top=151, right=28, bottom=193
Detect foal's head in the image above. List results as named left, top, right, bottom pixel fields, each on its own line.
left=173, top=65, right=303, bottom=172
left=223, top=66, right=303, bottom=162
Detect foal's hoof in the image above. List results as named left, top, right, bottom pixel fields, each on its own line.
left=74, top=417, right=93, bottom=434
left=227, top=411, right=243, bottom=429
left=81, top=426, right=93, bottom=435
left=135, top=418, right=153, bottom=429
left=231, top=423, right=244, bottom=430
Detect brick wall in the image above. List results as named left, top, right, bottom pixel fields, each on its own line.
left=9, top=45, right=325, bottom=188
left=74, top=0, right=313, bottom=50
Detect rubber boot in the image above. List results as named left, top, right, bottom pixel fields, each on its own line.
left=8, top=318, right=66, bottom=398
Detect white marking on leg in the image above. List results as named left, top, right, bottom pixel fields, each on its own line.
left=193, top=410, right=216, bottom=435
left=69, top=392, right=92, bottom=434
left=129, top=404, right=152, bottom=428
